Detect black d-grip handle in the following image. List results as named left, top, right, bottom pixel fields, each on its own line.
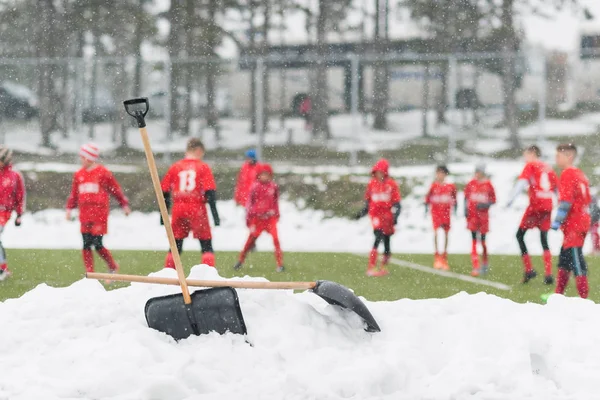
left=123, top=98, right=150, bottom=128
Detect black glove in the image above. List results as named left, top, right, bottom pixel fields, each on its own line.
left=477, top=202, right=492, bottom=210
left=205, top=190, right=220, bottom=227
left=354, top=200, right=369, bottom=220
left=393, top=216, right=399, bottom=225
left=14, top=214, right=21, bottom=227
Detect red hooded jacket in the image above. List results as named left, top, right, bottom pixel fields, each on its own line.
left=0, top=165, right=25, bottom=216
left=234, top=161, right=258, bottom=206
left=246, top=164, right=279, bottom=219
left=365, top=159, right=401, bottom=217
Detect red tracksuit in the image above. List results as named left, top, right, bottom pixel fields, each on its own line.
left=558, top=167, right=591, bottom=249
left=555, top=166, right=592, bottom=298
left=0, top=165, right=25, bottom=226
left=0, top=164, right=25, bottom=274
left=518, top=160, right=558, bottom=231
left=66, top=164, right=129, bottom=235
left=464, top=179, right=496, bottom=234
left=365, top=178, right=401, bottom=236
left=161, top=157, right=216, bottom=240
left=425, top=181, right=457, bottom=231
left=234, top=161, right=258, bottom=207
left=239, top=179, right=282, bottom=266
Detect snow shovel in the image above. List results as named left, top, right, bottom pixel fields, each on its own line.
left=123, top=97, right=247, bottom=341
left=87, top=272, right=382, bottom=332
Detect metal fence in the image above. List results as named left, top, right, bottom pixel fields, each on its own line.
left=0, top=49, right=581, bottom=164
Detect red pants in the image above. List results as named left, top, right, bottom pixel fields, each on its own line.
left=519, top=207, right=551, bottom=231
left=370, top=212, right=395, bottom=235
left=171, top=209, right=211, bottom=240
left=240, top=217, right=283, bottom=266
left=80, top=220, right=108, bottom=236
left=467, top=213, right=489, bottom=234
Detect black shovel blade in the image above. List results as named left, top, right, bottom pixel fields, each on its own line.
left=144, top=287, right=247, bottom=341
left=311, top=280, right=381, bottom=333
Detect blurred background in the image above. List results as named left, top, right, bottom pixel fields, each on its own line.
left=0, top=0, right=599, bottom=168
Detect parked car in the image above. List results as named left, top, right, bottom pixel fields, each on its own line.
left=82, top=87, right=117, bottom=123
left=0, top=81, right=38, bottom=120
left=148, top=88, right=232, bottom=119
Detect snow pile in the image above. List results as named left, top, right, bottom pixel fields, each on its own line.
left=1, top=264, right=600, bottom=399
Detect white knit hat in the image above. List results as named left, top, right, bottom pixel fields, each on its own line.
left=80, top=143, right=100, bottom=162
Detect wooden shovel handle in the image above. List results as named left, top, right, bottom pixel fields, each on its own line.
left=87, top=272, right=317, bottom=290
left=138, top=126, right=192, bottom=304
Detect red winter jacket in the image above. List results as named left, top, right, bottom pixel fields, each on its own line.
left=66, top=164, right=129, bottom=222
left=234, top=161, right=258, bottom=206
left=246, top=180, right=280, bottom=220
left=0, top=165, right=25, bottom=215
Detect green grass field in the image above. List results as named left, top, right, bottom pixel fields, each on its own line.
left=0, top=249, right=596, bottom=303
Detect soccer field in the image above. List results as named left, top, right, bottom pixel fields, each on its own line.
left=1, top=249, right=596, bottom=303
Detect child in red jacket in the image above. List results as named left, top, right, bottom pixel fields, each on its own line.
left=234, top=149, right=258, bottom=207
left=0, top=146, right=25, bottom=281
left=66, top=143, right=131, bottom=274
left=234, top=163, right=284, bottom=272
left=355, top=159, right=401, bottom=277
left=464, top=164, right=496, bottom=276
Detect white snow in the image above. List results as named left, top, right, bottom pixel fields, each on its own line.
left=5, top=109, right=599, bottom=157
left=1, top=264, right=600, bottom=399
left=2, top=160, right=590, bottom=257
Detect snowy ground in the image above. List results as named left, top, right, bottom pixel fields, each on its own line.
left=1, top=264, right=600, bottom=400
left=2, top=160, right=591, bottom=258
left=2, top=141, right=600, bottom=400
left=3, top=109, right=600, bottom=157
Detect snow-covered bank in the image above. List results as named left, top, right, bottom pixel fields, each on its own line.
left=1, top=264, right=599, bottom=399
left=5, top=109, right=600, bottom=157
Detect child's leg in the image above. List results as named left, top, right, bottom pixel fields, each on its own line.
left=443, top=229, right=449, bottom=256
left=481, top=233, right=488, bottom=263
left=433, top=229, right=439, bottom=255
left=0, top=225, right=9, bottom=275
left=93, top=235, right=118, bottom=271
left=382, top=234, right=391, bottom=265
left=470, top=231, right=480, bottom=270
left=555, top=247, right=570, bottom=294
left=592, top=223, right=600, bottom=251
left=541, top=230, right=553, bottom=278
left=239, top=234, right=259, bottom=264
left=267, top=223, right=283, bottom=267
left=369, top=230, right=384, bottom=269
left=573, top=247, right=589, bottom=299
left=199, top=239, right=215, bottom=267
left=82, top=233, right=95, bottom=273
left=164, top=239, right=184, bottom=269
left=516, top=228, right=533, bottom=273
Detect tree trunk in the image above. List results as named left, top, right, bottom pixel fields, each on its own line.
left=372, top=65, right=388, bottom=130
left=422, top=63, right=430, bottom=137
left=88, top=47, right=98, bottom=139
left=37, top=0, right=55, bottom=148
left=168, top=0, right=184, bottom=137
left=437, top=61, right=448, bottom=124
left=133, top=0, right=144, bottom=97
left=205, top=0, right=219, bottom=132
left=249, top=5, right=257, bottom=134
left=372, top=0, right=389, bottom=130
left=182, top=0, right=194, bottom=136
left=501, top=0, right=520, bottom=149
left=312, top=0, right=330, bottom=139
left=261, top=0, right=270, bottom=133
